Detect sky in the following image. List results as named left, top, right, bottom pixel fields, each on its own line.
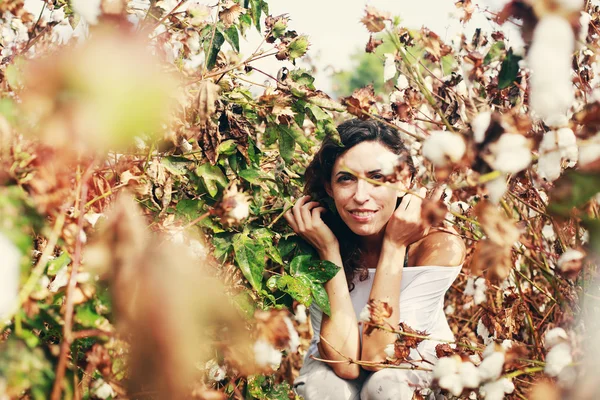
left=238, top=0, right=520, bottom=94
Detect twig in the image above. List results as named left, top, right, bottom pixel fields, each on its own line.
left=51, top=160, right=96, bottom=400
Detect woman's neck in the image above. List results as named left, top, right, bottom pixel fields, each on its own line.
left=359, top=229, right=385, bottom=265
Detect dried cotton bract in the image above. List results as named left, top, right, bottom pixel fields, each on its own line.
left=422, top=131, right=466, bottom=166
left=527, top=15, right=575, bottom=126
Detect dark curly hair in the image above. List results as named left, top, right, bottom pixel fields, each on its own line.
left=303, top=119, right=416, bottom=290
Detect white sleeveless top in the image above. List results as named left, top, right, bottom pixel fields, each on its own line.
left=306, top=265, right=462, bottom=362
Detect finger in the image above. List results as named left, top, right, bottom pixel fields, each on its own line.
left=292, top=195, right=311, bottom=231
left=311, top=206, right=327, bottom=224
left=301, top=201, right=320, bottom=230
left=284, top=210, right=299, bottom=232
left=395, top=193, right=412, bottom=215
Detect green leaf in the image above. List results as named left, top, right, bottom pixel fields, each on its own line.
left=289, top=69, right=316, bottom=89
left=47, top=253, right=71, bottom=276
left=223, top=25, right=240, bottom=52
left=217, top=139, right=238, bottom=156
left=213, top=234, right=234, bottom=262
left=548, top=171, right=600, bottom=216
left=309, top=280, right=331, bottom=316
left=232, top=290, right=256, bottom=318
left=484, top=41, right=506, bottom=65
left=498, top=49, right=521, bottom=90
left=279, top=123, right=309, bottom=152
left=195, top=163, right=228, bottom=197
left=278, top=126, right=295, bottom=163
left=74, top=303, right=109, bottom=329
left=307, top=95, right=345, bottom=112
left=204, top=29, right=225, bottom=71
left=276, top=275, right=312, bottom=305
left=0, top=98, right=17, bottom=123
left=297, top=260, right=340, bottom=283
left=263, top=125, right=278, bottom=147
left=232, top=231, right=265, bottom=291
left=238, top=168, right=262, bottom=185
left=289, top=254, right=313, bottom=276
left=305, top=103, right=330, bottom=122
left=175, top=198, right=205, bottom=222
left=253, top=228, right=283, bottom=265
left=161, top=156, right=192, bottom=176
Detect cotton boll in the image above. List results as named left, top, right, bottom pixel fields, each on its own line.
left=477, top=319, right=493, bottom=344
left=485, top=176, right=507, bottom=204
left=528, top=16, right=575, bottom=122
left=544, top=327, right=569, bottom=349
left=557, top=248, right=584, bottom=267
left=481, top=378, right=514, bottom=400
left=489, top=133, right=532, bottom=173
left=464, top=277, right=487, bottom=305
left=72, top=0, right=102, bottom=25
left=579, top=133, right=600, bottom=166
left=359, top=304, right=371, bottom=322
left=377, top=151, right=400, bottom=176
left=294, top=304, right=307, bottom=324
left=253, top=339, right=282, bottom=369
left=384, top=53, right=396, bottom=82
left=0, top=233, right=21, bottom=319
left=544, top=342, right=573, bottom=376
left=90, top=379, right=117, bottom=399
left=422, top=131, right=466, bottom=166
left=433, top=356, right=460, bottom=379
left=283, top=316, right=300, bottom=353
left=538, top=128, right=578, bottom=181
left=579, top=12, right=591, bottom=48
left=459, top=362, right=481, bottom=388
left=554, top=0, right=585, bottom=13
left=478, top=351, right=505, bottom=381
left=384, top=343, right=396, bottom=358
left=397, top=74, right=409, bottom=90
left=205, top=359, right=227, bottom=382
left=471, top=111, right=491, bottom=143
left=439, top=374, right=464, bottom=396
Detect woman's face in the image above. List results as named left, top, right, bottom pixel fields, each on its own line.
left=327, top=141, right=407, bottom=239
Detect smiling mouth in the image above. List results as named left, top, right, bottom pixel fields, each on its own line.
left=349, top=210, right=377, bottom=217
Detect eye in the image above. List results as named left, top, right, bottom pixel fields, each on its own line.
left=370, top=173, right=384, bottom=181
left=336, top=174, right=355, bottom=183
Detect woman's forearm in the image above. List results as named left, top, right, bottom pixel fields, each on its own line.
left=360, top=242, right=406, bottom=370
left=317, top=247, right=361, bottom=379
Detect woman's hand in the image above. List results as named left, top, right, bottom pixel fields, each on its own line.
left=384, top=187, right=442, bottom=248
left=284, top=195, right=339, bottom=258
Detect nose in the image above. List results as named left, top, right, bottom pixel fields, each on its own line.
left=353, top=178, right=372, bottom=204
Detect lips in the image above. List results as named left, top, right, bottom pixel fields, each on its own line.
left=348, top=209, right=377, bottom=222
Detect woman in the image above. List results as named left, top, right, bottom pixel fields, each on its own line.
left=284, top=119, right=466, bottom=399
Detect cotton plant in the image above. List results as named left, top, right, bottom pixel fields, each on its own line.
left=464, top=276, right=487, bottom=307
left=433, top=343, right=515, bottom=399
left=543, top=327, right=575, bottom=383
left=538, top=128, right=579, bottom=181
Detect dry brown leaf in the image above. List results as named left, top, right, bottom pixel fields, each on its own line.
left=219, top=1, right=245, bottom=28
left=197, top=80, right=221, bottom=127
left=365, top=35, right=383, bottom=53
left=342, top=85, right=376, bottom=119
left=474, top=201, right=520, bottom=247
left=360, top=6, right=390, bottom=33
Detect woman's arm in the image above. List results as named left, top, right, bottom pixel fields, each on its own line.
left=284, top=196, right=360, bottom=379
left=360, top=188, right=429, bottom=371
left=360, top=241, right=406, bottom=371
left=316, top=246, right=361, bottom=380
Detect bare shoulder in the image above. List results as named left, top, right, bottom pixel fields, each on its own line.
left=410, top=228, right=466, bottom=267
